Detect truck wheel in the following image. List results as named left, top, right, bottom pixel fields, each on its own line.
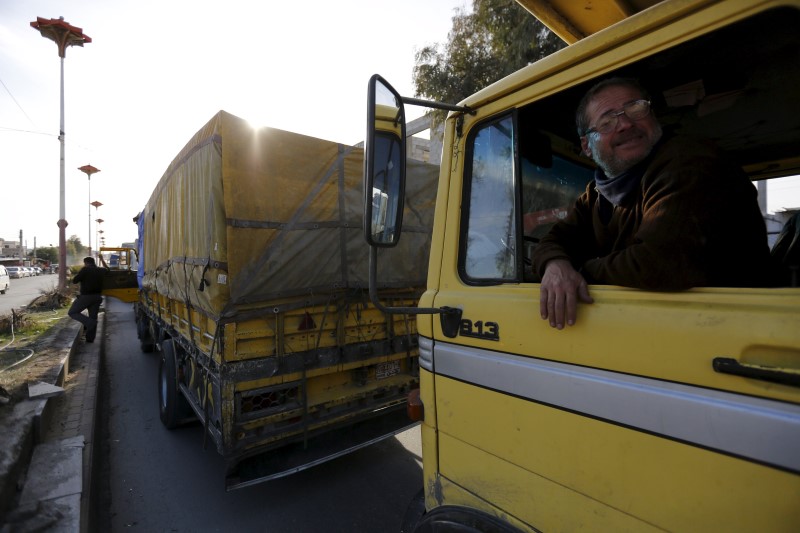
left=159, top=339, right=192, bottom=429
left=413, top=506, right=520, bottom=533
left=138, top=317, right=155, bottom=353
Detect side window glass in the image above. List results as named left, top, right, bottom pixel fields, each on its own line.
left=462, top=115, right=517, bottom=281
left=517, top=119, right=594, bottom=275
left=521, top=153, right=594, bottom=240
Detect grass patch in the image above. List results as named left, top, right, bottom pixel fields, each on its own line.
left=0, top=288, right=73, bottom=349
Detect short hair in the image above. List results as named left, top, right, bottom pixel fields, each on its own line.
left=575, top=77, right=651, bottom=136
left=84, top=257, right=95, bottom=265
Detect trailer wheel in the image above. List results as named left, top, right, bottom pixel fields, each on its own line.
left=137, top=316, right=155, bottom=353
left=159, top=339, right=192, bottom=429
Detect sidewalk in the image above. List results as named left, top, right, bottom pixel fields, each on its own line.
left=0, top=312, right=103, bottom=532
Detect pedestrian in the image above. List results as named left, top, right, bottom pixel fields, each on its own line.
left=532, top=77, right=772, bottom=329
left=68, top=256, right=107, bottom=343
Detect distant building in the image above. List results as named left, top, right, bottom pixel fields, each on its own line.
left=0, top=238, right=26, bottom=260
left=355, top=114, right=444, bottom=164
left=406, top=115, right=444, bottom=165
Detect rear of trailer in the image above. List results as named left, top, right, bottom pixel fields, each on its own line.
left=135, top=111, right=437, bottom=489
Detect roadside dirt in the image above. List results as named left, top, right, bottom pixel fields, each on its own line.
left=0, top=316, right=77, bottom=406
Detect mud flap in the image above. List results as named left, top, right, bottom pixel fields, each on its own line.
left=225, top=404, right=417, bottom=491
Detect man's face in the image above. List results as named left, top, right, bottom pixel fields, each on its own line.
left=580, top=84, right=662, bottom=177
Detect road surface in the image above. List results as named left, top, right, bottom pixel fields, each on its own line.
left=0, top=274, right=60, bottom=314
left=95, top=296, right=423, bottom=532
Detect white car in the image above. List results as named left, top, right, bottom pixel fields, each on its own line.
left=0, top=265, right=9, bottom=294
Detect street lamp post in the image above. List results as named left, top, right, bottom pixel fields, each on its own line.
left=95, top=218, right=104, bottom=260
left=91, top=202, right=102, bottom=259
left=79, top=165, right=100, bottom=258
left=31, top=16, right=92, bottom=291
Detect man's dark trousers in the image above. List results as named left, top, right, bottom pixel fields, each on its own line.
left=68, top=294, right=103, bottom=342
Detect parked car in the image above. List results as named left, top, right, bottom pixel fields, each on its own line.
left=33, top=267, right=43, bottom=276
left=6, top=266, right=22, bottom=279
left=0, top=265, right=9, bottom=294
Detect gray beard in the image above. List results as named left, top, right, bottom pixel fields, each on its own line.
left=592, top=123, right=663, bottom=178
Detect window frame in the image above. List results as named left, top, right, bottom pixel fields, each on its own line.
left=458, top=111, right=525, bottom=286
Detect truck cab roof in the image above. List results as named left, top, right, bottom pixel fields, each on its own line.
left=516, top=0, right=664, bottom=43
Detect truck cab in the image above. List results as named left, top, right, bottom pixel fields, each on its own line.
left=366, top=1, right=800, bottom=531
left=99, top=246, right=139, bottom=303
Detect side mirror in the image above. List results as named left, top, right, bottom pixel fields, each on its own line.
left=362, top=74, right=462, bottom=324
left=364, top=74, right=406, bottom=247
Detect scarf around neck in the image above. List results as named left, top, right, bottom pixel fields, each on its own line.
left=594, top=161, right=646, bottom=206
left=594, top=136, right=663, bottom=206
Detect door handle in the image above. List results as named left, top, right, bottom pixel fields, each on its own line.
left=712, top=357, right=800, bottom=388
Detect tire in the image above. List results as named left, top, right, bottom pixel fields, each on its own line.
left=137, top=316, right=155, bottom=353
left=413, top=506, right=521, bottom=533
left=158, top=339, right=193, bottom=429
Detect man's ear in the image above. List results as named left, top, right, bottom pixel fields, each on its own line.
left=580, top=136, right=592, bottom=158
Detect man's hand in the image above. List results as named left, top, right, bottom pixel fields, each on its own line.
left=539, top=259, right=594, bottom=329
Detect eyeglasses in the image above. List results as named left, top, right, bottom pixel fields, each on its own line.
left=584, top=99, right=651, bottom=135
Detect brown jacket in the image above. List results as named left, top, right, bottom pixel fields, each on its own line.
left=532, top=135, right=772, bottom=290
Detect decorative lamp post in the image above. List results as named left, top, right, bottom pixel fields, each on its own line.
left=31, top=16, right=92, bottom=290
left=79, top=164, right=100, bottom=258
left=90, top=201, right=102, bottom=258
left=95, top=218, right=104, bottom=258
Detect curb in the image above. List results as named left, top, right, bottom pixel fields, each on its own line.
left=0, top=311, right=104, bottom=532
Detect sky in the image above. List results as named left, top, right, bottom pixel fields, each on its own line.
left=1, top=0, right=798, bottom=256
left=0, top=0, right=468, bottom=253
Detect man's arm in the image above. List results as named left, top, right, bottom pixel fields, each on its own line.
left=531, top=183, right=597, bottom=279
left=532, top=185, right=598, bottom=329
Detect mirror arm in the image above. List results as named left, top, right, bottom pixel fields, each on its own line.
left=401, top=96, right=474, bottom=115
left=369, top=247, right=443, bottom=315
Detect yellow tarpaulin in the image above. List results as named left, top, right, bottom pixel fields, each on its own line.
left=139, top=110, right=438, bottom=320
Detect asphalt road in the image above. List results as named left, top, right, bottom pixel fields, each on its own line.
left=95, top=296, right=423, bottom=533
left=0, top=273, right=60, bottom=314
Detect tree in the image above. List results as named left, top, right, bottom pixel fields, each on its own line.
left=31, top=247, right=58, bottom=263
left=67, top=235, right=87, bottom=259
left=413, top=0, right=564, bottom=113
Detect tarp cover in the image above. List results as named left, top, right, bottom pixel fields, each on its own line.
left=139, top=110, right=438, bottom=320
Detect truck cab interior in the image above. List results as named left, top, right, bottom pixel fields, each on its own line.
left=513, top=6, right=800, bottom=284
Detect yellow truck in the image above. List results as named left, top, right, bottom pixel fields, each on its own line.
left=134, top=110, right=438, bottom=489
left=365, top=0, right=800, bottom=530
left=99, top=246, right=139, bottom=303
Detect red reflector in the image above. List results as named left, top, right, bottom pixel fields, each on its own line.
left=298, top=311, right=317, bottom=331
left=407, top=388, right=424, bottom=421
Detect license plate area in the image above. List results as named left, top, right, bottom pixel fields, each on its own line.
left=376, top=360, right=400, bottom=380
